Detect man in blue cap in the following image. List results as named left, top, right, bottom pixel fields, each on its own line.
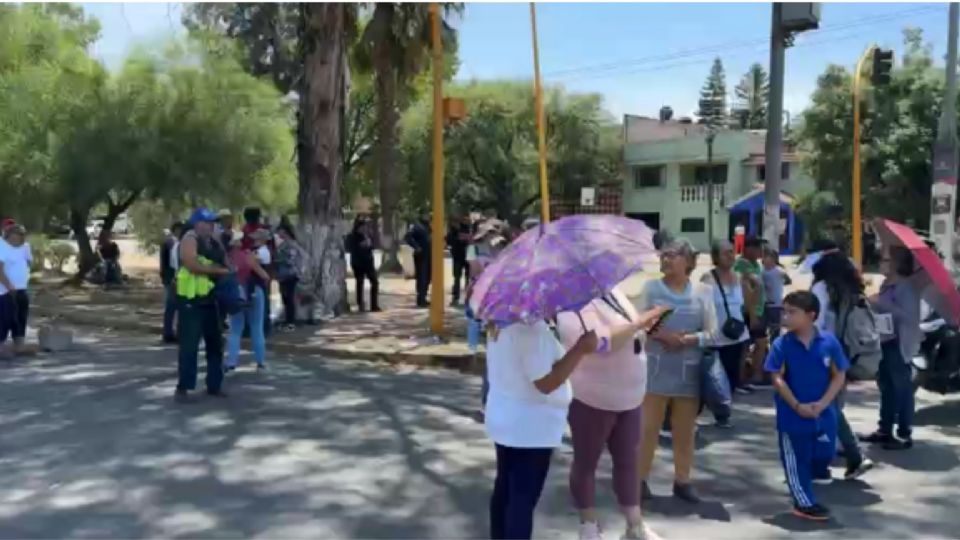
left=174, top=208, right=230, bottom=402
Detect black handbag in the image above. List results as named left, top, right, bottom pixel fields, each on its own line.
left=712, top=270, right=746, bottom=341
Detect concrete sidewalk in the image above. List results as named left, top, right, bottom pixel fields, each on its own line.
left=29, top=276, right=481, bottom=372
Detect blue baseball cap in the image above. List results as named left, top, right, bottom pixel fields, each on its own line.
left=188, top=207, right=218, bottom=226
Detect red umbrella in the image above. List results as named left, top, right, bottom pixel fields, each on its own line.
left=873, top=218, right=960, bottom=325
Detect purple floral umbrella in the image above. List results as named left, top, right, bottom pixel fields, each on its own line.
left=469, top=214, right=656, bottom=325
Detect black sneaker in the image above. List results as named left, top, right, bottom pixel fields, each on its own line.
left=883, top=437, right=913, bottom=450
left=641, top=480, right=654, bottom=501
left=844, top=458, right=875, bottom=480
left=859, top=431, right=893, bottom=444
left=792, top=503, right=831, bottom=522
left=672, top=482, right=701, bottom=504
left=714, top=418, right=734, bottom=429
left=207, top=390, right=228, bottom=398
left=174, top=388, right=190, bottom=403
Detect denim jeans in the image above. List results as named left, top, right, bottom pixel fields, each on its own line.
left=227, top=286, right=267, bottom=368
left=835, top=388, right=864, bottom=464
left=878, top=339, right=914, bottom=439
left=162, top=284, right=178, bottom=340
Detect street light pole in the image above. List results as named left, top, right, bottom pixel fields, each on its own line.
left=530, top=2, right=551, bottom=224
left=931, top=2, right=959, bottom=273
left=706, top=130, right=716, bottom=245
left=764, top=3, right=786, bottom=250
left=428, top=3, right=445, bottom=334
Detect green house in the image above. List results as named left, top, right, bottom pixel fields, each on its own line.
left=620, top=115, right=816, bottom=254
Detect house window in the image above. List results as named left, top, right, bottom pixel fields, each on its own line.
left=757, top=163, right=790, bottom=181
left=633, top=166, right=663, bottom=188
left=680, top=218, right=706, bottom=233
left=694, top=164, right=727, bottom=184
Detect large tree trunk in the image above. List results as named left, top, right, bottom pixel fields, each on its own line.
left=68, top=206, right=96, bottom=282
left=373, top=23, right=403, bottom=274
left=298, top=3, right=349, bottom=317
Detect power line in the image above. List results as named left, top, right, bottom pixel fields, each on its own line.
left=558, top=14, right=940, bottom=85
left=545, top=5, right=940, bottom=81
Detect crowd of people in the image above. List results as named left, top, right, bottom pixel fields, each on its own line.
left=0, top=204, right=946, bottom=537
left=478, top=228, right=936, bottom=539
left=160, top=207, right=312, bottom=401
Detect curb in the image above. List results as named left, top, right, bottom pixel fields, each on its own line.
left=32, top=306, right=484, bottom=374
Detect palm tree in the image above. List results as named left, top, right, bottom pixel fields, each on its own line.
left=297, top=3, right=355, bottom=315
left=733, top=63, right=769, bottom=130
left=358, top=3, right=460, bottom=273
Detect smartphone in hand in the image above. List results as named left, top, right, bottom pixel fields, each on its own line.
left=647, top=307, right=675, bottom=335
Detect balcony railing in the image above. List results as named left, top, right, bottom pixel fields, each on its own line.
left=679, top=185, right=726, bottom=204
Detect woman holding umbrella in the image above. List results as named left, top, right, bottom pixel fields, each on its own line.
left=862, top=218, right=960, bottom=450
left=636, top=238, right=718, bottom=504
left=861, top=246, right=922, bottom=450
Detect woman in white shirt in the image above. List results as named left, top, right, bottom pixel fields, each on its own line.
left=0, top=224, right=33, bottom=355
left=486, top=320, right=597, bottom=540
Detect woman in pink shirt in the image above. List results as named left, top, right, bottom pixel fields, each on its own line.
left=557, top=286, right=668, bottom=540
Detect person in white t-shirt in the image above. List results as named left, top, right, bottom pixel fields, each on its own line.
left=0, top=224, right=33, bottom=355
left=485, top=320, right=597, bottom=540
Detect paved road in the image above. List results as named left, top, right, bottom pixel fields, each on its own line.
left=1, top=329, right=958, bottom=539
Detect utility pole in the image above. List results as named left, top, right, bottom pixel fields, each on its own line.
left=530, top=3, right=551, bottom=224
left=428, top=3, right=445, bottom=334
left=763, top=3, right=786, bottom=249
left=931, top=2, right=959, bottom=274
left=706, top=129, right=716, bottom=245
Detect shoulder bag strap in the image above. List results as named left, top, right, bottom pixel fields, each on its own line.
left=712, top=269, right=733, bottom=319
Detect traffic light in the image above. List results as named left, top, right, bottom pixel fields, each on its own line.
left=872, top=48, right=894, bottom=85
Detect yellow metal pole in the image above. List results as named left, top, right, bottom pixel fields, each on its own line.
left=530, top=2, right=550, bottom=224
left=851, top=45, right=876, bottom=268
left=429, top=3, right=445, bottom=334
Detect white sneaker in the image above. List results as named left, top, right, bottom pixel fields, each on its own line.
left=622, top=523, right=660, bottom=540
left=579, top=521, right=604, bottom=540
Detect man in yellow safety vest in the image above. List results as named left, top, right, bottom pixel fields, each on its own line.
left=175, top=208, right=230, bottom=402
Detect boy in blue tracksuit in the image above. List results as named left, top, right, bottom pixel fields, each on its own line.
left=764, top=291, right=849, bottom=521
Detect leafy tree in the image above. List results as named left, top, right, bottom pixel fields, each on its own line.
left=0, top=4, right=104, bottom=230
left=182, top=3, right=300, bottom=95
left=1, top=4, right=295, bottom=277
left=398, top=81, right=621, bottom=225
left=697, top=57, right=728, bottom=128
left=796, top=28, right=956, bottom=237
left=356, top=3, right=461, bottom=273
left=733, top=63, right=769, bottom=129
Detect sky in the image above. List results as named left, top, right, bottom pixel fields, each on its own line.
left=82, top=2, right=952, bottom=121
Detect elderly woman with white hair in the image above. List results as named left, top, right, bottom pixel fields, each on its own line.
left=634, top=238, right=718, bottom=504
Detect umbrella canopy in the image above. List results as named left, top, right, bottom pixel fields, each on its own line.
left=873, top=218, right=960, bottom=325
left=469, top=214, right=655, bottom=325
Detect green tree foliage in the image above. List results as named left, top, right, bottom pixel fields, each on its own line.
left=0, top=4, right=104, bottom=230
left=398, top=81, right=621, bottom=225
left=733, top=63, right=769, bottom=129
left=182, top=3, right=301, bottom=95
left=797, top=28, right=956, bottom=236
left=697, top=57, right=728, bottom=128
left=0, top=5, right=295, bottom=276
left=355, top=3, right=461, bottom=272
